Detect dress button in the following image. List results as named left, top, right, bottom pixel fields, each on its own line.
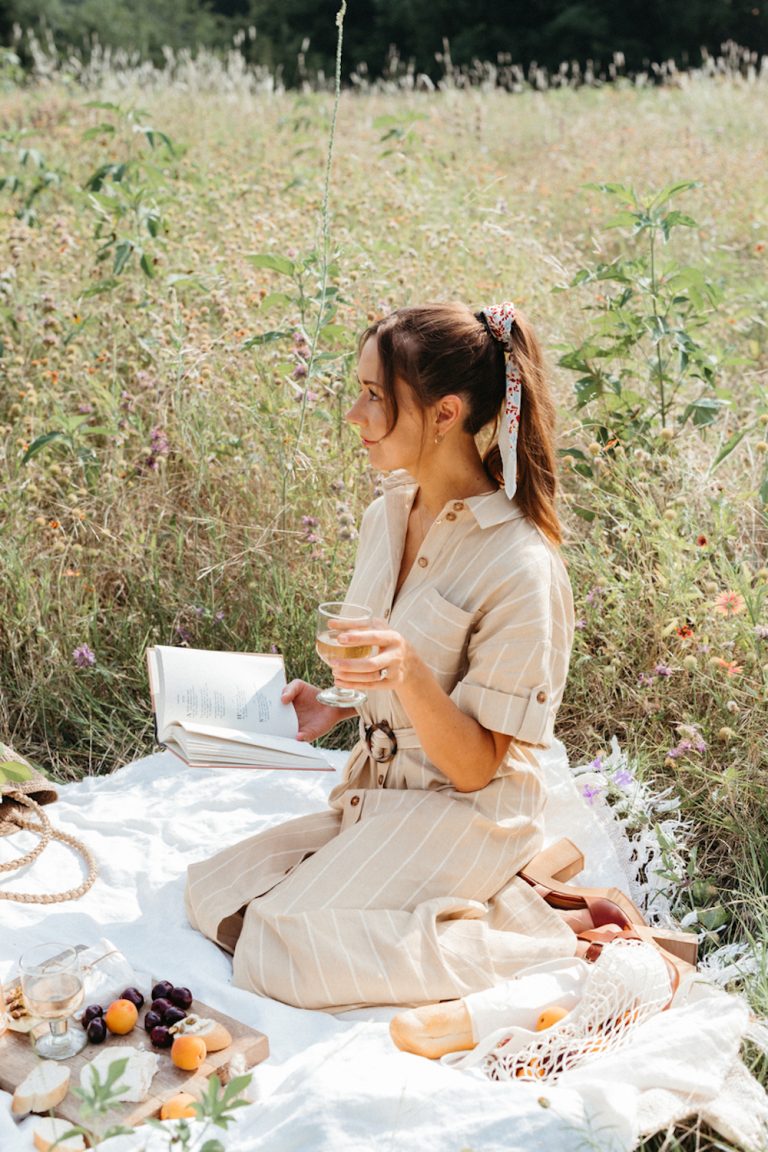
left=446, top=511, right=457, bottom=522
left=452, top=501, right=464, bottom=511
left=536, top=690, right=547, bottom=704
left=417, top=556, right=428, bottom=568
left=350, top=794, right=360, bottom=806
left=377, top=774, right=384, bottom=786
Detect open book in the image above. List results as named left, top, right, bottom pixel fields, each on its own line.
left=146, top=646, right=334, bottom=771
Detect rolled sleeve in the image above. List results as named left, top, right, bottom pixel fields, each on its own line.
left=450, top=553, right=571, bottom=748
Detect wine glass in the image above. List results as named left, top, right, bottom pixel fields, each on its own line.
left=20, top=943, right=87, bottom=1059
left=316, top=602, right=373, bottom=708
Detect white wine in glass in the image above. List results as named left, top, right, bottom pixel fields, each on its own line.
left=316, top=602, right=373, bottom=708
left=20, top=943, right=87, bottom=1059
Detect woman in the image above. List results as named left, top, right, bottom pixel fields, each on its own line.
left=185, top=301, right=578, bottom=1011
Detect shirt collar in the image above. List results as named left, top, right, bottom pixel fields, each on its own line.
left=380, top=470, right=524, bottom=528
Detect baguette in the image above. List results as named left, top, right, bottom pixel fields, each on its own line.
left=11, top=1063, right=70, bottom=1115
left=32, top=1117, right=86, bottom=1152
left=390, top=1000, right=474, bottom=1060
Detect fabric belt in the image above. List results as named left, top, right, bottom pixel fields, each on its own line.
left=359, top=719, right=420, bottom=764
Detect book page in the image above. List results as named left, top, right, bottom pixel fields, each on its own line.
left=172, top=722, right=332, bottom=768
left=150, top=647, right=298, bottom=741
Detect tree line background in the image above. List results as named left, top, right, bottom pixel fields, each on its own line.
left=2, top=0, right=768, bottom=83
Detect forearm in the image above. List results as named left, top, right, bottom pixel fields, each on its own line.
left=395, top=653, right=507, bottom=791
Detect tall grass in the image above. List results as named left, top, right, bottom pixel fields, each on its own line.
left=0, top=40, right=767, bottom=1150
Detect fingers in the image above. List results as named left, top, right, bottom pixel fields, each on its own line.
left=281, top=678, right=308, bottom=704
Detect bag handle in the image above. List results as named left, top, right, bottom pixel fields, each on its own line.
left=0, top=791, right=97, bottom=904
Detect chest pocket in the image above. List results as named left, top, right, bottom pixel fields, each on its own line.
left=404, top=587, right=477, bottom=687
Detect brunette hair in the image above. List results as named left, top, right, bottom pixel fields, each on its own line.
left=359, top=302, right=563, bottom=545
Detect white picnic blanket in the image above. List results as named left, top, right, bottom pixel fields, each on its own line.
left=1, top=741, right=766, bottom=1151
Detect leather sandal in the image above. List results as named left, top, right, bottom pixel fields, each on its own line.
left=519, top=838, right=698, bottom=966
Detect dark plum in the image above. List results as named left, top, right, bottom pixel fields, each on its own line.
left=163, top=1006, right=187, bottom=1028
left=150, top=997, right=174, bottom=1019
left=87, top=1017, right=107, bottom=1044
left=82, top=1004, right=104, bottom=1027
left=120, top=987, right=145, bottom=1011
left=169, top=987, right=193, bottom=1011
left=144, top=1010, right=163, bottom=1033
left=150, top=1025, right=173, bottom=1049
left=151, top=980, right=174, bottom=1001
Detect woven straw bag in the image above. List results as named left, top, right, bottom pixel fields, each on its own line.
left=0, top=741, right=96, bottom=904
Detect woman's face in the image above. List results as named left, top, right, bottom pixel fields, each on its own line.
left=346, top=336, right=430, bottom=475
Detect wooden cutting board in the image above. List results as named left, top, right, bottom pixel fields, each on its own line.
left=0, top=997, right=269, bottom=1129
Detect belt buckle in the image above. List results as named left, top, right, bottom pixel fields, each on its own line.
left=364, top=720, right=398, bottom=764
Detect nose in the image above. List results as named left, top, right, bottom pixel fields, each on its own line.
left=346, top=394, right=365, bottom=426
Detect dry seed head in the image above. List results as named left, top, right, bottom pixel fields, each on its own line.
left=717, top=727, right=735, bottom=742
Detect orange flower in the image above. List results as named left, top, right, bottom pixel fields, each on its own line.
left=712, top=591, right=746, bottom=617
left=713, top=658, right=742, bottom=676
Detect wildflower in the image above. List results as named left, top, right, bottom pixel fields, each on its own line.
left=754, top=625, right=768, bottom=641
left=726, top=700, right=740, bottom=715
left=589, top=756, right=603, bottom=772
left=637, top=673, right=655, bottom=687
left=613, top=767, right=633, bottom=789
left=574, top=618, right=587, bottom=631
left=676, top=624, right=694, bottom=639
left=585, top=587, right=603, bottom=604
left=712, top=591, right=746, bottom=617
left=72, top=643, right=96, bottom=668
left=683, top=655, right=698, bottom=671
left=654, top=663, right=673, bottom=677
left=175, top=625, right=192, bottom=645
left=581, top=783, right=603, bottom=805
left=214, top=610, right=225, bottom=623
left=696, top=535, right=708, bottom=547
left=713, top=658, right=742, bottom=676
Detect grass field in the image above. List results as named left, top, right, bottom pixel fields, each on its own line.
left=1, top=55, right=767, bottom=1148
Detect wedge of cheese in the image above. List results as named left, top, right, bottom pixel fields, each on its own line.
left=32, top=1117, right=86, bottom=1152
left=12, top=1063, right=70, bottom=1115
left=79, top=1045, right=159, bottom=1102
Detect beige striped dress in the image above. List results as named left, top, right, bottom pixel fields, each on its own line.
left=185, top=471, right=577, bottom=1011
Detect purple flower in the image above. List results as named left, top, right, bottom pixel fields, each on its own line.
left=302, top=516, right=319, bottom=528
left=654, top=663, right=673, bottom=678
left=292, top=363, right=308, bottom=380
left=581, top=783, right=603, bottom=805
left=175, top=625, right=192, bottom=645
left=755, top=625, right=768, bottom=641
left=637, top=673, right=655, bottom=687
left=613, top=768, right=633, bottom=789
left=589, top=756, right=603, bottom=772
left=574, top=618, right=586, bottom=631
left=72, top=643, right=96, bottom=668
left=150, top=427, right=170, bottom=456
left=214, top=610, right=225, bottom=622
left=585, top=587, right=602, bottom=604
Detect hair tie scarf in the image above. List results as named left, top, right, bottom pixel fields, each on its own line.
left=481, top=302, right=522, bottom=500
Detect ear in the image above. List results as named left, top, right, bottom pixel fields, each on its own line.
left=433, top=394, right=465, bottom=436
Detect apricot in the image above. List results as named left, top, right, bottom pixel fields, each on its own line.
left=534, top=1005, right=570, bottom=1032
left=160, top=1092, right=198, bottom=1120
left=171, top=1034, right=207, bottom=1071
left=104, top=998, right=138, bottom=1035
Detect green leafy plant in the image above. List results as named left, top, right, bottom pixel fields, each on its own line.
left=0, top=134, right=62, bottom=225
left=81, top=101, right=177, bottom=283
left=558, top=181, right=725, bottom=453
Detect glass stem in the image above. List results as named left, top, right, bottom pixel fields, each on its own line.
left=49, top=1018, right=69, bottom=1044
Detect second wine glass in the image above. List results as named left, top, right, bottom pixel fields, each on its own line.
left=316, top=602, right=373, bottom=708
left=20, top=942, right=87, bottom=1059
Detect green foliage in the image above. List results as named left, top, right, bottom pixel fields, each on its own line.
left=558, top=182, right=728, bottom=452
left=80, top=101, right=178, bottom=283
left=0, top=133, right=62, bottom=225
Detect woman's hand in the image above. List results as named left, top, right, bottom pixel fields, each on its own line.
left=281, top=679, right=355, bottom=741
left=330, top=620, right=419, bottom=691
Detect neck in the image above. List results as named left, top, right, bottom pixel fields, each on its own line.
left=413, top=443, right=497, bottom=516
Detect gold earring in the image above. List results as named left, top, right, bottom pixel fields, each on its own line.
left=434, top=431, right=444, bottom=445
